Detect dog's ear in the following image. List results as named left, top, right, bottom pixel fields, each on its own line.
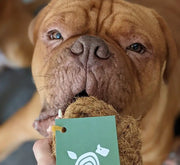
left=28, top=17, right=37, bottom=44
left=152, top=10, right=178, bottom=83
left=28, top=4, right=50, bottom=44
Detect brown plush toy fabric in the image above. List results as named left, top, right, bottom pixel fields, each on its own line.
left=53, top=96, right=142, bottom=165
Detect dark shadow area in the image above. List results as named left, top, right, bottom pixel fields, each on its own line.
left=175, top=115, right=180, bottom=136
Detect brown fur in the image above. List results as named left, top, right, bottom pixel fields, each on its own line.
left=0, top=0, right=180, bottom=164
left=127, top=0, right=180, bottom=54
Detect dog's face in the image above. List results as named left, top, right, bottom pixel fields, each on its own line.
left=30, top=0, right=177, bottom=136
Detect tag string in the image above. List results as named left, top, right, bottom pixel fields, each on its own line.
left=51, top=125, right=66, bottom=157
left=52, top=125, right=64, bottom=133
left=52, top=125, right=67, bottom=134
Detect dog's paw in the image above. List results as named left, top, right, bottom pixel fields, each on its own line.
left=64, top=96, right=118, bottom=119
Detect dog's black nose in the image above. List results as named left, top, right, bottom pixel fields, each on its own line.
left=70, top=35, right=110, bottom=60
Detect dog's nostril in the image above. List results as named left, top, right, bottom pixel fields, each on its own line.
left=94, top=45, right=110, bottom=59
left=71, top=41, right=83, bottom=55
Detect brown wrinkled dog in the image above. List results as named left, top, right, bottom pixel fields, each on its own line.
left=0, top=0, right=180, bottom=164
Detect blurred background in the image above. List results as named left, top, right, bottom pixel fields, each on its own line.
left=0, top=0, right=48, bottom=164
left=0, top=68, right=36, bottom=165
left=0, top=0, right=179, bottom=165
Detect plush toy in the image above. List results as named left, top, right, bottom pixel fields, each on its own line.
left=52, top=96, right=142, bottom=165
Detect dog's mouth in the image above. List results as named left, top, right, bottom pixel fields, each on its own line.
left=33, top=90, right=89, bottom=137
left=73, top=90, right=89, bottom=101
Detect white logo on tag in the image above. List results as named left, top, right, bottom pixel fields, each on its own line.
left=67, top=144, right=110, bottom=165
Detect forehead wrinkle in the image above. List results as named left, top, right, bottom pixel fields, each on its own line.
left=49, top=0, right=100, bottom=11
left=109, top=1, right=156, bottom=25
left=39, top=1, right=104, bottom=38
left=43, top=13, right=65, bottom=28
left=97, top=0, right=146, bottom=34
left=41, top=0, right=101, bottom=30
left=49, top=0, right=102, bottom=34
left=111, top=12, right=139, bottom=27
left=97, top=0, right=113, bottom=33
left=49, top=0, right=88, bottom=9
left=43, top=11, right=78, bottom=28
left=112, top=7, right=148, bottom=26
left=104, top=5, right=157, bottom=38
left=41, top=6, right=89, bottom=32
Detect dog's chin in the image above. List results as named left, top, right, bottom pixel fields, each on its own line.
left=33, top=90, right=89, bottom=137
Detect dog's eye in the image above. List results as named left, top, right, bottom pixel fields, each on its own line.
left=48, top=30, right=63, bottom=40
left=127, top=43, right=146, bottom=54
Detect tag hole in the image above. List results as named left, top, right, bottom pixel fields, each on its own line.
left=62, top=127, right=67, bottom=133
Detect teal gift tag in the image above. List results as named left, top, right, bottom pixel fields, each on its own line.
left=55, top=116, right=120, bottom=165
